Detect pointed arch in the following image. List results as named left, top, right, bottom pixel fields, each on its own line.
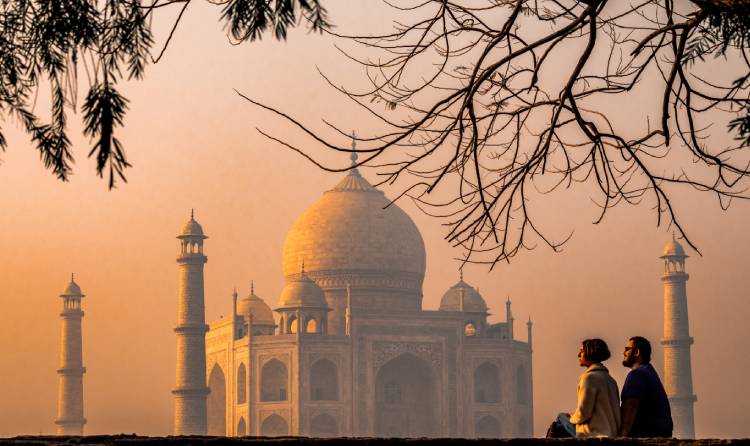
left=310, top=413, right=338, bottom=437
left=310, top=358, right=338, bottom=401
left=474, top=362, right=500, bottom=403
left=207, top=364, right=227, bottom=435
left=261, top=414, right=288, bottom=436
left=475, top=415, right=502, bottom=438
left=237, top=363, right=247, bottom=404
left=306, top=317, right=317, bottom=333
left=236, top=417, right=247, bottom=436
left=260, top=358, right=288, bottom=401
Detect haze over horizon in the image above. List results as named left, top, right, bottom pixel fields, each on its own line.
left=1, top=0, right=749, bottom=438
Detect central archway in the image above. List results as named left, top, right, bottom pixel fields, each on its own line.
left=374, top=353, right=438, bottom=437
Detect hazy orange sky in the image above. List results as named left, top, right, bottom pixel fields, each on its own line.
left=1, top=0, right=749, bottom=438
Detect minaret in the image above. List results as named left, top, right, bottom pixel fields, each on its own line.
left=55, top=274, right=86, bottom=435
left=173, top=210, right=209, bottom=435
left=506, top=297, right=514, bottom=340
left=660, top=236, right=696, bottom=438
left=526, top=317, right=533, bottom=348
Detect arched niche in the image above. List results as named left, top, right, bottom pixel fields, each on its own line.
left=310, top=413, right=338, bottom=437
left=310, top=358, right=338, bottom=401
left=374, top=353, right=438, bottom=437
left=207, top=364, right=226, bottom=435
left=260, top=358, right=288, bottom=401
left=261, top=414, right=289, bottom=436
left=474, top=362, right=500, bottom=403
left=236, top=417, right=246, bottom=436
left=306, top=317, right=317, bottom=333
left=475, top=415, right=502, bottom=438
left=237, top=363, right=247, bottom=404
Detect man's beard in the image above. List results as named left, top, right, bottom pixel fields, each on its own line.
left=622, top=355, right=636, bottom=368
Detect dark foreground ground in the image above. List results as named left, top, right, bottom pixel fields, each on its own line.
left=0, top=437, right=747, bottom=446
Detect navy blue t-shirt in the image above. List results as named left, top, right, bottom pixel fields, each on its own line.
left=621, top=363, right=673, bottom=437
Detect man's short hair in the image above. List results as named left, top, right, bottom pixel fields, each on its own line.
left=629, top=336, right=652, bottom=363
left=582, top=338, right=611, bottom=363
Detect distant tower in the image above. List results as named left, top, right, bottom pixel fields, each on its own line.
left=173, top=210, right=209, bottom=435
left=55, top=274, right=86, bottom=435
left=660, top=236, right=697, bottom=438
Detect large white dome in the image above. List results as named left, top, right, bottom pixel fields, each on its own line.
left=281, top=169, right=426, bottom=313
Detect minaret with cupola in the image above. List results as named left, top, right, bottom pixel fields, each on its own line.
left=660, top=235, right=696, bottom=438
left=173, top=210, right=209, bottom=435
left=55, top=274, right=87, bottom=435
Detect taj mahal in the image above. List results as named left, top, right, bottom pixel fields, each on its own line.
left=172, top=157, right=534, bottom=438
left=52, top=150, right=698, bottom=438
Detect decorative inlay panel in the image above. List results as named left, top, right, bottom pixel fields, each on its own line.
left=372, top=341, right=443, bottom=370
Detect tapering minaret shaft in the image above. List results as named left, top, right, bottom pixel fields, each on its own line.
left=506, top=297, right=514, bottom=340
left=55, top=276, right=86, bottom=435
left=660, top=239, right=696, bottom=438
left=173, top=212, right=209, bottom=435
left=526, top=317, right=533, bottom=348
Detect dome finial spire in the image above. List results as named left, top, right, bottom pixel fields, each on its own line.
left=459, top=269, right=464, bottom=281
left=190, top=208, right=194, bottom=220
left=71, top=272, right=75, bottom=282
left=250, top=280, right=254, bottom=295
left=301, top=258, right=305, bottom=275
left=350, top=130, right=358, bottom=167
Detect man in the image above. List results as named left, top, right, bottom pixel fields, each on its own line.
left=620, top=336, right=673, bottom=437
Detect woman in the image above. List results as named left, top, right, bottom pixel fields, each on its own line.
left=568, top=338, right=621, bottom=437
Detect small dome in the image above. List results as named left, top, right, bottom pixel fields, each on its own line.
left=237, top=287, right=275, bottom=325
left=61, top=277, right=83, bottom=297
left=180, top=219, right=204, bottom=237
left=661, top=237, right=686, bottom=258
left=178, top=210, right=206, bottom=238
left=277, top=273, right=328, bottom=309
left=439, top=279, right=487, bottom=312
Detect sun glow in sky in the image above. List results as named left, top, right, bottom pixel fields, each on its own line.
left=1, top=0, right=749, bottom=438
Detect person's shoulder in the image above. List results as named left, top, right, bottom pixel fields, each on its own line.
left=627, top=365, right=652, bottom=379
left=636, top=363, right=662, bottom=380
left=584, top=365, right=614, bottom=383
left=623, top=367, right=647, bottom=389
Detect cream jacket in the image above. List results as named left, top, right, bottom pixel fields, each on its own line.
left=569, top=363, right=621, bottom=437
